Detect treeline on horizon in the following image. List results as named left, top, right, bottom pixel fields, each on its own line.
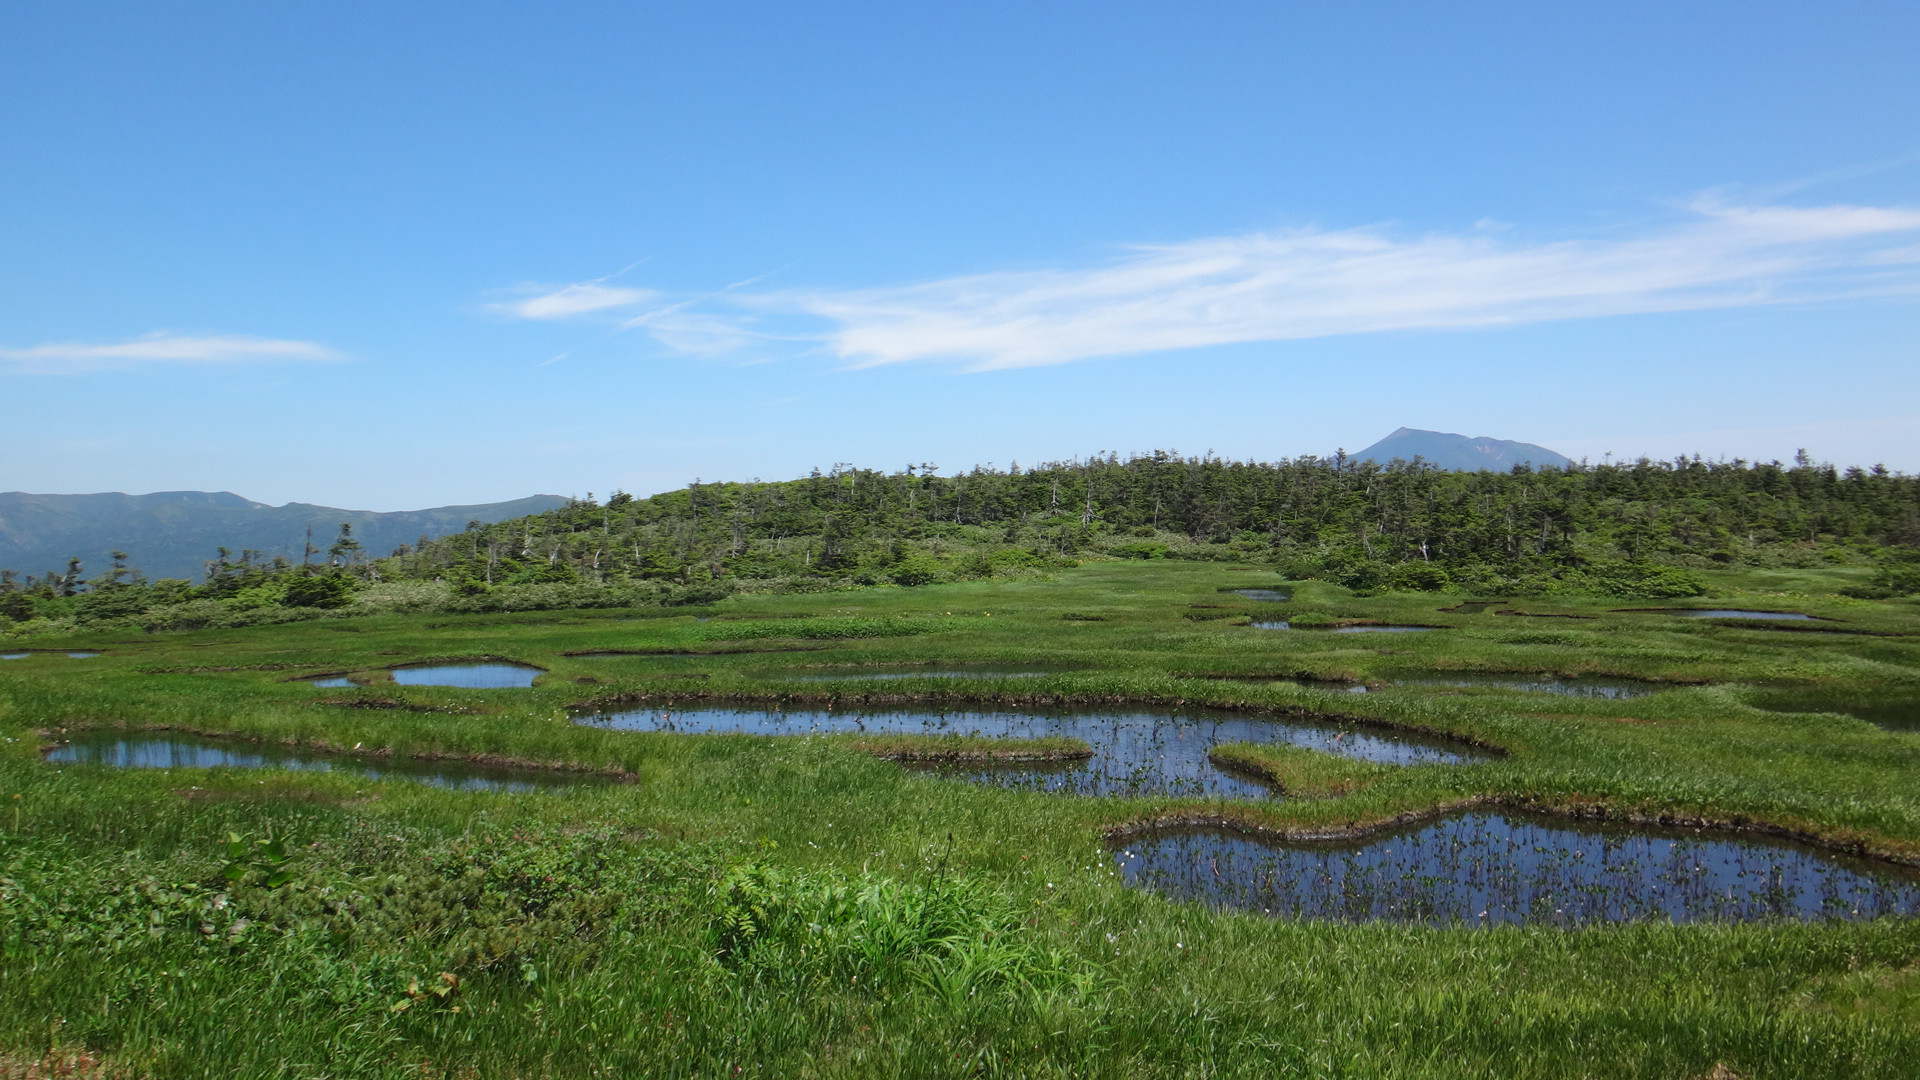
left=4, top=449, right=1919, bottom=632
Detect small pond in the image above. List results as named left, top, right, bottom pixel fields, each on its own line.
left=777, top=666, right=1061, bottom=681
left=44, top=734, right=590, bottom=793
left=391, top=662, right=542, bottom=689
left=1229, top=589, right=1292, bottom=602
left=1388, top=673, right=1666, bottom=699
left=1680, top=610, right=1813, bottom=620
left=1752, top=691, right=1920, bottom=734
left=1114, top=810, right=1920, bottom=924
left=1, top=651, right=100, bottom=659
left=1253, top=623, right=1443, bottom=634
left=309, top=676, right=356, bottom=688
left=574, top=704, right=1488, bottom=799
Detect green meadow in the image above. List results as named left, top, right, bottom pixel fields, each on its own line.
left=5, top=561, right=1920, bottom=1078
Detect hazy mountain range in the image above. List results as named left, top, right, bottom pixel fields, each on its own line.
left=0, top=491, right=571, bottom=582
left=1352, top=428, right=1572, bottom=472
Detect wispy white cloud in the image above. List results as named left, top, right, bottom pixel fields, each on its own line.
left=0, top=333, right=343, bottom=372
left=791, top=199, right=1920, bottom=369
left=524, top=198, right=1920, bottom=370
left=493, top=282, right=658, bottom=320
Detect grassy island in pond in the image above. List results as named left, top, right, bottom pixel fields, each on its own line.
left=5, top=560, right=1920, bottom=1077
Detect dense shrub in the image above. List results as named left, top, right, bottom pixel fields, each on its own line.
left=1567, top=560, right=1708, bottom=599
left=281, top=573, right=355, bottom=609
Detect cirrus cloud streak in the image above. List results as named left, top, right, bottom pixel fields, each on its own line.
left=499, top=198, right=1920, bottom=370
left=0, top=334, right=343, bottom=373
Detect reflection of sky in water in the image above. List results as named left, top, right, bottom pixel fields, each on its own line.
left=391, top=663, right=541, bottom=688
left=1230, top=589, right=1291, bottom=602
left=1117, top=811, right=1920, bottom=925
left=309, top=676, right=355, bottom=688
left=576, top=704, right=1487, bottom=799
left=46, top=735, right=582, bottom=794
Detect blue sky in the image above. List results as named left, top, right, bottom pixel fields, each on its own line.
left=3, top=1, right=1917, bottom=509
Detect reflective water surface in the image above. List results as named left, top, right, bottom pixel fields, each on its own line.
left=1115, top=811, right=1920, bottom=924
left=391, top=662, right=542, bottom=688
left=1230, top=589, right=1292, bottom=602
left=44, top=733, right=590, bottom=793
left=574, top=704, right=1488, bottom=798
left=309, top=676, right=356, bottom=688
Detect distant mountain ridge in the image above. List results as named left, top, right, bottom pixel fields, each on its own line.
left=1352, top=428, right=1572, bottom=472
left=0, top=490, right=572, bottom=582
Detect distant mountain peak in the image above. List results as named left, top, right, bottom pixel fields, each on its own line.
left=1352, top=428, right=1571, bottom=472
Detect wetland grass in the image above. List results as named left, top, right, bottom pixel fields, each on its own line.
left=5, top=561, right=1920, bottom=1077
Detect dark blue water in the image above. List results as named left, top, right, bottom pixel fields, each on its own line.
left=1115, top=811, right=1920, bottom=924
left=391, top=663, right=542, bottom=688
left=574, top=704, right=1488, bottom=799
left=1230, top=589, right=1292, bottom=602
left=45, top=734, right=587, bottom=793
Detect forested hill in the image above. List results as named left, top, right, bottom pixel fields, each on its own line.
left=5, top=452, right=1918, bottom=631
left=0, top=490, right=569, bottom=582
left=377, top=451, right=1919, bottom=600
